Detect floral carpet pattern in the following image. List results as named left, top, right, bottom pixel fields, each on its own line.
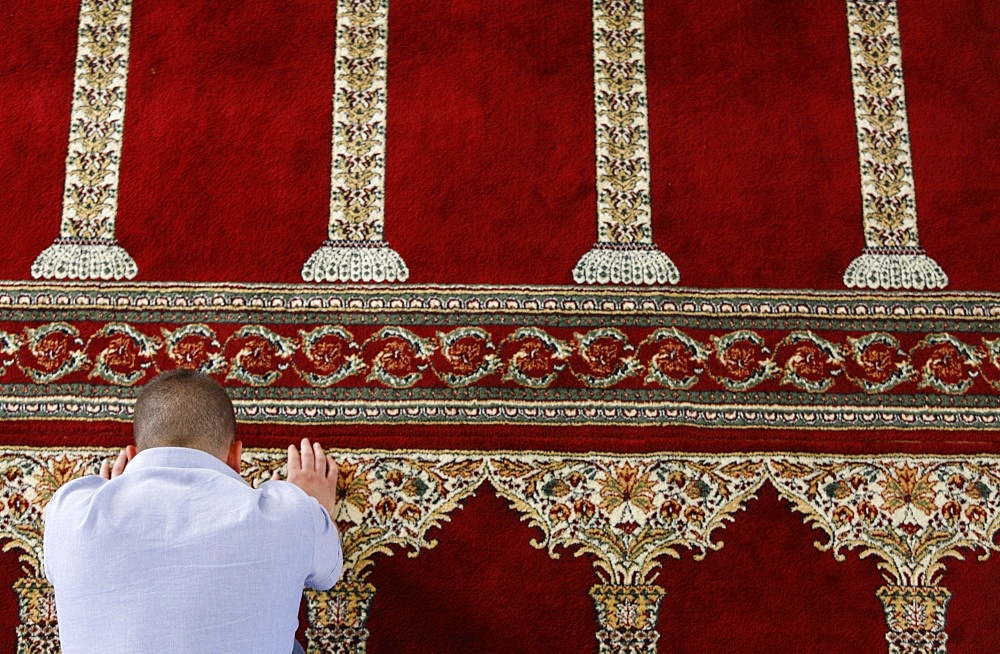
left=2, top=0, right=999, bottom=652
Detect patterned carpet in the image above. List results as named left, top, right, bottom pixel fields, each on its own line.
left=1, top=1, right=999, bottom=652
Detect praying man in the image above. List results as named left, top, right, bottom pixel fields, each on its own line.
left=43, top=369, right=343, bottom=653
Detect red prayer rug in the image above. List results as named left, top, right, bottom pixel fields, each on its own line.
left=2, top=0, right=999, bottom=652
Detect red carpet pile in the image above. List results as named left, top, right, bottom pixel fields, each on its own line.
left=1, top=1, right=999, bottom=651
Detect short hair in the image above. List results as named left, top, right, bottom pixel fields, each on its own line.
left=133, top=369, right=236, bottom=455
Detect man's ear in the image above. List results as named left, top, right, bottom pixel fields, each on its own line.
left=226, top=439, right=242, bottom=473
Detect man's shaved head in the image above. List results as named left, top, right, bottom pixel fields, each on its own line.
left=133, top=370, right=236, bottom=457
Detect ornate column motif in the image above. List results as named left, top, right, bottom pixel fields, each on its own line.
left=242, top=449, right=488, bottom=652
left=842, top=0, right=947, bottom=290
left=302, top=0, right=408, bottom=283
left=590, top=583, right=666, bottom=654
left=5, top=448, right=1000, bottom=651
left=488, top=454, right=765, bottom=650
left=0, top=451, right=99, bottom=652
left=878, top=585, right=951, bottom=654
left=768, top=456, right=1000, bottom=652
left=304, top=582, right=377, bottom=654
left=31, top=0, right=138, bottom=281
left=573, top=0, right=679, bottom=286
left=13, top=578, right=59, bottom=654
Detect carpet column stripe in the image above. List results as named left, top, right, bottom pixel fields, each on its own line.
left=30, top=0, right=138, bottom=281
left=301, top=0, right=409, bottom=283
left=573, top=0, right=680, bottom=287
left=842, top=0, right=948, bottom=290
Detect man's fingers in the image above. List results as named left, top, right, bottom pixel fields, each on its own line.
left=110, top=448, right=129, bottom=478
left=281, top=442, right=340, bottom=518
left=312, top=441, right=325, bottom=472
left=271, top=470, right=280, bottom=481
left=287, top=443, right=301, bottom=473
left=100, top=445, right=135, bottom=479
left=300, top=437, right=315, bottom=471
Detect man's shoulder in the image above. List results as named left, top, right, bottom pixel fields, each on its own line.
left=43, top=476, right=108, bottom=544
left=46, top=475, right=104, bottom=510
left=256, top=479, right=323, bottom=514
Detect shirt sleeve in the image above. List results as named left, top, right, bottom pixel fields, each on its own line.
left=305, top=500, right=343, bottom=591
left=42, top=476, right=106, bottom=584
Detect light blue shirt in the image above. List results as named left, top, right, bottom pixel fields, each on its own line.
left=44, top=447, right=343, bottom=653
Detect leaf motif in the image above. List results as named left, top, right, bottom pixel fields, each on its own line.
left=720, top=460, right=763, bottom=479
left=770, top=460, right=815, bottom=479
left=437, top=459, right=483, bottom=479
left=492, top=459, right=534, bottom=479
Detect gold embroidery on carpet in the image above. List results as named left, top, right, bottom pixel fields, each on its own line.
left=769, top=456, right=1000, bottom=652
left=301, top=0, right=408, bottom=283
left=488, top=455, right=765, bottom=585
left=242, top=450, right=487, bottom=653
left=489, top=454, right=765, bottom=653
left=3, top=321, right=996, bottom=394
left=767, top=457, right=1000, bottom=586
left=297, top=326, right=366, bottom=388
left=2, top=282, right=998, bottom=314
left=363, top=327, right=434, bottom=389
left=304, top=582, right=376, bottom=654
left=3, top=449, right=1000, bottom=650
left=13, top=578, right=58, bottom=654
left=161, top=324, right=227, bottom=375
left=31, top=0, right=138, bottom=281
left=877, top=585, right=950, bottom=654
left=640, top=328, right=708, bottom=391
left=590, top=583, right=666, bottom=654
left=574, top=0, right=679, bottom=286
left=843, top=0, right=947, bottom=290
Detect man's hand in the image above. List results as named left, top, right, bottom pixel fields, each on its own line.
left=99, top=445, right=137, bottom=480
left=274, top=438, right=339, bottom=518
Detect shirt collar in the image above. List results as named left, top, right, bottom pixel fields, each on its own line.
left=123, top=446, right=245, bottom=483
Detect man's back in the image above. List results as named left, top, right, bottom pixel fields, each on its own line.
left=44, top=446, right=342, bottom=654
